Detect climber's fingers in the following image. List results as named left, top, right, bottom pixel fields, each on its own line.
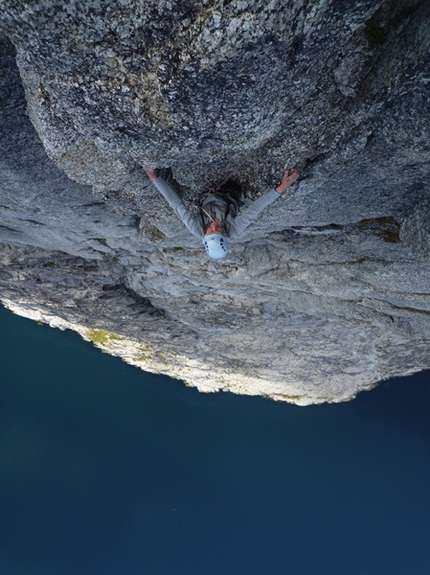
left=142, top=166, right=157, bottom=181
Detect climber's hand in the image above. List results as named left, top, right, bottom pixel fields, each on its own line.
left=143, top=166, right=158, bottom=181
left=275, top=168, right=299, bottom=194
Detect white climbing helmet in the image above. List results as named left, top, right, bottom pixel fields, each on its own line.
left=203, top=234, right=229, bottom=259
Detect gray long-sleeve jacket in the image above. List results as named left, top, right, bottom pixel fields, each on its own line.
left=153, top=177, right=281, bottom=240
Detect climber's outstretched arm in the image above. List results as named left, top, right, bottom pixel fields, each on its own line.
left=142, top=167, right=202, bottom=239
left=230, top=168, right=299, bottom=238
left=229, top=188, right=280, bottom=238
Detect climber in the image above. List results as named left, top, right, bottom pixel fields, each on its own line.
left=142, top=166, right=299, bottom=259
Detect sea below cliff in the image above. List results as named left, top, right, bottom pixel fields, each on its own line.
left=1, top=304, right=430, bottom=575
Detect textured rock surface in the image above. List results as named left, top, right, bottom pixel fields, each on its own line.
left=1, top=1, right=430, bottom=404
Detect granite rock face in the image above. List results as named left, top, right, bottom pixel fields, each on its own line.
left=1, top=1, right=430, bottom=404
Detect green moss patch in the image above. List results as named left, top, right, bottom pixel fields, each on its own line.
left=358, top=216, right=400, bottom=243
left=86, top=328, right=124, bottom=346
left=137, top=355, right=153, bottom=362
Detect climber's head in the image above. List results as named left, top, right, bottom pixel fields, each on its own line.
left=205, top=220, right=224, bottom=236
left=203, top=233, right=229, bottom=259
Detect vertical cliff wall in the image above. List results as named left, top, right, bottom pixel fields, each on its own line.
left=1, top=1, right=430, bottom=404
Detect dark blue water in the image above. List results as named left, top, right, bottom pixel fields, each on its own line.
left=1, top=305, right=430, bottom=575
